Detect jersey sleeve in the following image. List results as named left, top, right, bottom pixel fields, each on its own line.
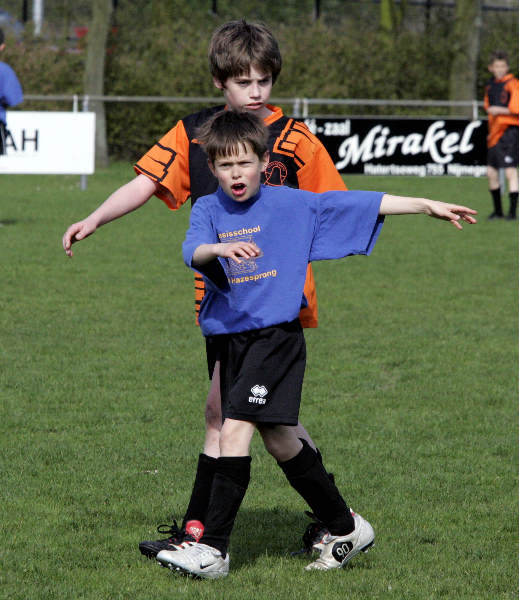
left=291, top=123, right=347, bottom=192
left=310, top=190, right=384, bottom=261
left=134, top=119, right=191, bottom=210
left=507, top=77, right=519, bottom=114
left=0, top=64, right=23, bottom=108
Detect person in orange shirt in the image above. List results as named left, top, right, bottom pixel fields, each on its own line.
left=484, top=50, right=519, bottom=220
left=62, top=20, right=350, bottom=559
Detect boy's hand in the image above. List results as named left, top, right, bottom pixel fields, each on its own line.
left=425, top=200, right=477, bottom=230
left=217, top=241, right=261, bottom=264
left=62, top=219, right=97, bottom=257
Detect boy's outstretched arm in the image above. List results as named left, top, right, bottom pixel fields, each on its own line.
left=379, top=194, right=477, bottom=230
left=192, top=241, right=261, bottom=266
left=62, top=175, right=159, bottom=257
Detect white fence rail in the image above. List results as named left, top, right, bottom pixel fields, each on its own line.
left=23, top=94, right=485, bottom=120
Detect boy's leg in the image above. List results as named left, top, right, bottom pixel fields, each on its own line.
left=156, top=419, right=255, bottom=578
left=487, top=166, right=503, bottom=218
left=202, top=361, right=223, bottom=457
left=199, top=419, right=255, bottom=553
left=179, top=362, right=221, bottom=529
left=263, top=427, right=354, bottom=535
left=264, top=427, right=374, bottom=571
left=505, top=167, right=518, bottom=219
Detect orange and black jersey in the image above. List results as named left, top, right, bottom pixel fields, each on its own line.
left=134, top=104, right=346, bottom=328
left=484, top=73, right=519, bottom=148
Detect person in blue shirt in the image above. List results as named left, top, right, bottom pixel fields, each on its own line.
left=0, top=27, right=23, bottom=155
left=156, top=110, right=477, bottom=579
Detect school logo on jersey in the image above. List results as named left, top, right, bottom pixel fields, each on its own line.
left=249, top=385, right=268, bottom=404
left=264, top=161, right=288, bottom=186
left=223, top=233, right=264, bottom=276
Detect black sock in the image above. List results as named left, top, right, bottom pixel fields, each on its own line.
left=301, top=439, right=335, bottom=484
left=509, top=192, right=518, bottom=217
left=490, top=188, right=503, bottom=215
left=198, top=456, right=251, bottom=555
left=279, top=440, right=354, bottom=535
left=181, top=453, right=218, bottom=529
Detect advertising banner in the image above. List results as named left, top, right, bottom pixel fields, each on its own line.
left=0, top=111, right=95, bottom=174
left=304, top=117, right=488, bottom=177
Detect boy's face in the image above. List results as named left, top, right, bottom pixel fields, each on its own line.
left=214, top=65, right=273, bottom=120
left=209, top=143, right=269, bottom=203
left=488, top=59, right=509, bottom=80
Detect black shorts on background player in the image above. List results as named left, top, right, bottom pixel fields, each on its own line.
left=487, top=126, right=519, bottom=169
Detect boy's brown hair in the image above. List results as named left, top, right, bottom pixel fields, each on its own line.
left=196, top=110, right=269, bottom=163
left=489, top=50, right=509, bottom=65
left=208, top=19, right=282, bottom=84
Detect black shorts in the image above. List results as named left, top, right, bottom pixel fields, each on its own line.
left=206, top=335, right=220, bottom=379
left=487, top=126, right=519, bottom=169
left=206, top=320, right=306, bottom=426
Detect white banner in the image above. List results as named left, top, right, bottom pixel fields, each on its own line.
left=0, top=111, right=95, bottom=174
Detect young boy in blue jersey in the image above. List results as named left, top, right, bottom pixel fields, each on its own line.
left=155, top=110, right=477, bottom=579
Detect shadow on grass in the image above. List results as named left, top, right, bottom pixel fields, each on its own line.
left=0, top=218, right=19, bottom=226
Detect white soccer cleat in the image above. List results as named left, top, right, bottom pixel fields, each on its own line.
left=305, top=511, right=374, bottom=571
left=157, top=542, right=229, bottom=579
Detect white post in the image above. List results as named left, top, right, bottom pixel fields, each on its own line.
left=293, top=98, right=301, bottom=118
left=302, top=98, right=309, bottom=118
left=33, top=0, right=44, bottom=36
left=80, top=95, right=90, bottom=191
left=472, top=99, right=478, bottom=121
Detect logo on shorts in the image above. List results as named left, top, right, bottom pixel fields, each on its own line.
left=249, top=384, right=268, bottom=404
left=505, top=155, right=513, bottom=164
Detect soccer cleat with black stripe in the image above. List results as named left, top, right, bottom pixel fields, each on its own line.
left=304, top=510, right=374, bottom=571
left=138, top=519, right=204, bottom=559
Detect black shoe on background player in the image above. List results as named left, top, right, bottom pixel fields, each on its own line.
left=139, top=519, right=204, bottom=559
left=291, top=511, right=329, bottom=556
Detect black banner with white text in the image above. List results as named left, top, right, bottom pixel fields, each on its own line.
left=304, top=117, right=487, bottom=177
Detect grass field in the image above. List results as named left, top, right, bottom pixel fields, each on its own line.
left=1, top=164, right=517, bottom=599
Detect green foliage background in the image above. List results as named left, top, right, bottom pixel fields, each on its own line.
left=2, top=0, right=519, bottom=158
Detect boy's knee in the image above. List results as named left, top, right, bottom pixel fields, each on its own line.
left=259, top=425, right=302, bottom=462
left=219, top=419, right=255, bottom=456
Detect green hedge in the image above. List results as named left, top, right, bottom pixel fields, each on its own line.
left=3, top=1, right=519, bottom=159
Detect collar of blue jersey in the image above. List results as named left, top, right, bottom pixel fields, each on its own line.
left=216, top=184, right=264, bottom=212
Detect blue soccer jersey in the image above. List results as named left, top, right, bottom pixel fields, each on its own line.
left=0, top=62, right=23, bottom=124
left=183, top=185, right=384, bottom=336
